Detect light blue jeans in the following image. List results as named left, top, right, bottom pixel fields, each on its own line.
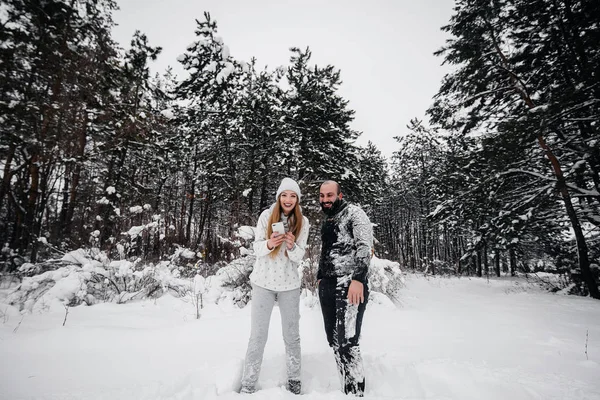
left=241, top=283, right=301, bottom=389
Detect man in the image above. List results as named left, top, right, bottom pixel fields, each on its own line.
left=317, top=180, right=373, bottom=396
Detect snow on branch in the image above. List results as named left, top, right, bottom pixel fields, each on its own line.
left=500, top=169, right=599, bottom=197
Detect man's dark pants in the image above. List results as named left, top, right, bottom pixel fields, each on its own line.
left=318, top=277, right=369, bottom=396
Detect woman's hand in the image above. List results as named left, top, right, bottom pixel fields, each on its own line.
left=267, top=232, right=286, bottom=250
left=284, top=231, right=296, bottom=250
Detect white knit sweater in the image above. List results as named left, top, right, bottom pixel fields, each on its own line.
left=249, top=207, right=310, bottom=291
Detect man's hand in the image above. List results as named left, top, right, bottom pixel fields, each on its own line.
left=347, top=280, right=364, bottom=305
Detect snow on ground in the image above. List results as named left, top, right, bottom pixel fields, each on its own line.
left=1, top=274, right=599, bottom=400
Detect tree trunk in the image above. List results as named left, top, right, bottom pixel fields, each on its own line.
left=558, top=180, right=599, bottom=298
left=57, top=162, right=72, bottom=237
left=0, top=143, right=16, bottom=213
left=185, top=148, right=199, bottom=244
left=483, top=242, right=489, bottom=277
left=178, top=190, right=186, bottom=244
left=509, top=247, right=516, bottom=277
left=247, top=149, right=256, bottom=217
left=22, top=153, right=40, bottom=259
left=63, top=120, right=87, bottom=235
left=494, top=250, right=501, bottom=277
left=259, top=160, right=269, bottom=211
left=537, top=137, right=598, bottom=298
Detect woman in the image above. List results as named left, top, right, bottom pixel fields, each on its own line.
left=240, top=177, right=310, bottom=395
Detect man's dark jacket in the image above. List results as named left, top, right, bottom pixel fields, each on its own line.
left=317, top=199, right=373, bottom=284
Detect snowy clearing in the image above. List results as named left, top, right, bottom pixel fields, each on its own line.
left=1, top=274, right=599, bottom=400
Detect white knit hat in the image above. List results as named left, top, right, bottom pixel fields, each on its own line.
left=276, top=177, right=302, bottom=200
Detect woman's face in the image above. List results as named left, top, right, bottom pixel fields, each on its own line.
left=279, top=190, right=298, bottom=215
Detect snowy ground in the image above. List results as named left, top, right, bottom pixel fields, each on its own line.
left=1, top=274, right=599, bottom=400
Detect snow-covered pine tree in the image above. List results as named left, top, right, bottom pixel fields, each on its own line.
left=0, top=0, right=119, bottom=262
left=173, top=13, right=246, bottom=260
left=428, top=0, right=600, bottom=297
left=234, top=59, right=286, bottom=222
left=387, top=120, right=447, bottom=272
left=282, top=47, right=362, bottom=211
left=95, top=31, right=163, bottom=250
left=355, top=141, right=388, bottom=212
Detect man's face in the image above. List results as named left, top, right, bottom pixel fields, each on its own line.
left=319, top=182, right=342, bottom=211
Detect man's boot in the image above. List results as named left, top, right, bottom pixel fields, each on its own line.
left=344, top=378, right=365, bottom=397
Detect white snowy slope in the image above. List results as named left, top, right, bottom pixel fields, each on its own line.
left=1, top=274, right=599, bottom=400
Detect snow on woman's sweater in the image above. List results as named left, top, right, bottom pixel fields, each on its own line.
left=318, top=199, right=373, bottom=284
left=249, top=205, right=310, bottom=291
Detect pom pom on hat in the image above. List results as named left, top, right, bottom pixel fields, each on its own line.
left=276, top=178, right=301, bottom=200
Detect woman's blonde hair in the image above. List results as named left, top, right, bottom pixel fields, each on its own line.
left=266, top=194, right=303, bottom=257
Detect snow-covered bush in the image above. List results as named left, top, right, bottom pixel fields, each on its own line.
left=168, top=245, right=208, bottom=278
left=420, top=257, right=457, bottom=275
left=216, top=255, right=255, bottom=308
left=7, top=249, right=191, bottom=312
left=8, top=266, right=87, bottom=312
left=524, top=272, right=572, bottom=294
left=5, top=246, right=261, bottom=312
left=5, top=220, right=406, bottom=312
left=300, top=258, right=318, bottom=292
left=368, top=256, right=405, bottom=304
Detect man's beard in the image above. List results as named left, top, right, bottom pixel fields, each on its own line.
left=320, top=198, right=341, bottom=215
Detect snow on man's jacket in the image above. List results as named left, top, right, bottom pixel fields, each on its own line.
left=249, top=203, right=310, bottom=291
left=317, top=199, right=373, bottom=284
